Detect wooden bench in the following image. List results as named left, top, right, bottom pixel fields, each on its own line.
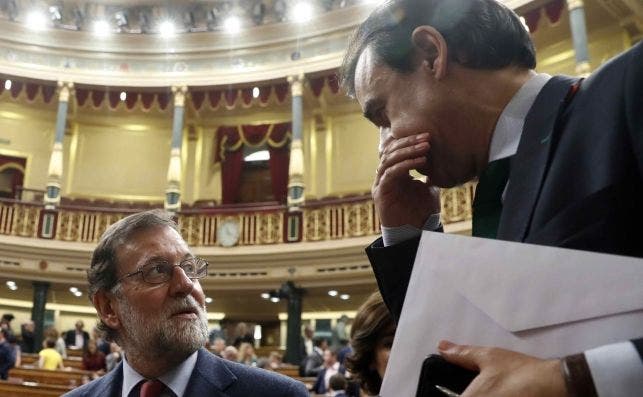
left=0, top=380, right=73, bottom=397
left=9, top=366, right=94, bottom=387
left=21, top=353, right=84, bottom=370
left=274, top=365, right=300, bottom=378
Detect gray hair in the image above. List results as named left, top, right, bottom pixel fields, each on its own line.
left=87, top=209, right=178, bottom=341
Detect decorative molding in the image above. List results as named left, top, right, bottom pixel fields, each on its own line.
left=567, top=0, right=585, bottom=10
left=57, top=81, right=74, bottom=103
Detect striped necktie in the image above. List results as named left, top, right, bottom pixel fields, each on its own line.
left=472, top=156, right=512, bottom=238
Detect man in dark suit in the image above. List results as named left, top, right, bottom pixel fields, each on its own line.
left=64, top=320, right=90, bottom=349
left=340, top=0, right=642, bottom=395
left=64, top=210, right=307, bottom=397
left=312, top=348, right=346, bottom=395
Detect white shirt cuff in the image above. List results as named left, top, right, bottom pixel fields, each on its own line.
left=585, top=341, right=643, bottom=397
left=380, top=214, right=440, bottom=247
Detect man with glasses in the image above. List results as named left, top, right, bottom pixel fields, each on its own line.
left=65, top=210, right=308, bottom=397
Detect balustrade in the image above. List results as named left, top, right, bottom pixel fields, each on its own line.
left=0, top=183, right=474, bottom=246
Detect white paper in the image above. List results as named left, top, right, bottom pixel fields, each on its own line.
left=380, top=232, right=643, bottom=396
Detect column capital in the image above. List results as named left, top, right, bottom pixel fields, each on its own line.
left=57, top=81, right=74, bottom=102
left=172, top=85, right=188, bottom=107
left=567, top=0, right=584, bottom=11
left=287, top=74, right=305, bottom=97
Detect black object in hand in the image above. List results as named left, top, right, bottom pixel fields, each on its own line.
left=415, top=354, right=478, bottom=397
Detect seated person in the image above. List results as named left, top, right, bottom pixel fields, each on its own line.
left=329, top=373, right=348, bottom=397
left=82, top=339, right=106, bottom=373
left=38, top=338, right=65, bottom=370
left=312, top=348, right=346, bottom=395
left=345, top=291, right=396, bottom=396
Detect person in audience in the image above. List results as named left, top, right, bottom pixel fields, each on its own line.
left=7, top=333, right=21, bottom=367
left=268, top=351, right=283, bottom=370
left=232, top=322, right=254, bottom=348
left=337, top=338, right=352, bottom=366
left=38, top=338, right=65, bottom=370
left=237, top=342, right=257, bottom=366
left=44, top=326, right=67, bottom=358
left=64, top=320, right=89, bottom=349
left=105, top=342, right=122, bottom=372
left=0, top=314, right=15, bottom=338
left=300, top=324, right=314, bottom=358
left=222, top=345, right=239, bottom=362
left=64, top=209, right=308, bottom=397
left=0, top=329, right=16, bottom=379
left=328, top=373, right=348, bottom=397
left=82, top=338, right=106, bottom=373
left=210, top=336, right=226, bottom=357
left=91, top=326, right=111, bottom=356
left=345, top=292, right=395, bottom=396
left=301, top=336, right=327, bottom=376
left=19, top=321, right=35, bottom=354
left=312, top=347, right=346, bottom=395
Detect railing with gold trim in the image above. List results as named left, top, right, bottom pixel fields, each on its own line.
left=0, top=183, right=474, bottom=246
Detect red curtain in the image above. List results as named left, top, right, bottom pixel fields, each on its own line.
left=216, top=122, right=292, bottom=203
left=221, top=149, right=244, bottom=204
left=41, top=84, right=56, bottom=103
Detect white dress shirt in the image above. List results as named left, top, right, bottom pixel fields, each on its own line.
left=122, top=350, right=198, bottom=397
left=379, top=72, right=643, bottom=396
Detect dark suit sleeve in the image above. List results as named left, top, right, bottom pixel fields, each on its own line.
left=365, top=235, right=421, bottom=323
left=624, top=44, right=643, bottom=363
left=624, top=42, right=643, bottom=179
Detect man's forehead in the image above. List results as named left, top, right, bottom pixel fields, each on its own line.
left=354, top=46, right=384, bottom=104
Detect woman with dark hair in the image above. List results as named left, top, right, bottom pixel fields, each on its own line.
left=82, top=339, right=106, bottom=374
left=345, top=291, right=396, bottom=396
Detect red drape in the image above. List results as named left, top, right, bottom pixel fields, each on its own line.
left=140, top=93, right=155, bottom=110
left=41, top=84, right=56, bottom=103
left=216, top=122, right=292, bottom=203
left=221, top=147, right=244, bottom=204
left=545, top=0, right=564, bottom=24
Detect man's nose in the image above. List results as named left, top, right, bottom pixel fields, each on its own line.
left=168, top=265, right=195, bottom=296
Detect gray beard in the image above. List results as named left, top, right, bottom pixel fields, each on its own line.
left=116, top=294, right=208, bottom=361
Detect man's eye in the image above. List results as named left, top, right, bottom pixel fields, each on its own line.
left=182, top=261, right=195, bottom=273
left=147, top=262, right=171, bottom=276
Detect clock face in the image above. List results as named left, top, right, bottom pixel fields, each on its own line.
left=217, top=219, right=240, bottom=247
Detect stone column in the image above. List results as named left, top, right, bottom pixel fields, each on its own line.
left=281, top=281, right=304, bottom=365
left=31, top=281, right=50, bottom=353
left=44, top=82, right=73, bottom=209
left=567, top=0, right=591, bottom=75
left=287, top=74, right=305, bottom=209
left=165, top=85, right=187, bottom=212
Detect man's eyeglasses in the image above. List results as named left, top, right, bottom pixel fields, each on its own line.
left=115, top=257, right=208, bottom=285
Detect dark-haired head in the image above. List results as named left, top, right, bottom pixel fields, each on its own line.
left=341, top=0, right=535, bottom=96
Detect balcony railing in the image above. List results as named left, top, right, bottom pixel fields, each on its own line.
left=0, top=183, right=474, bottom=246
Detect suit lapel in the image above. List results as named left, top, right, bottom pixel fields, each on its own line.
left=88, top=362, right=123, bottom=397
left=497, top=76, right=579, bottom=241
left=183, top=348, right=237, bottom=396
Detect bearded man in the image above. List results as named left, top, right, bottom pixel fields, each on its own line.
left=65, top=210, right=308, bottom=397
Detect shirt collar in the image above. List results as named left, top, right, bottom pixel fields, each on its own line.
left=488, top=73, right=552, bottom=162
left=122, top=350, right=199, bottom=397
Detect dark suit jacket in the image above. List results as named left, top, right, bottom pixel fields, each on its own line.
left=64, top=330, right=90, bottom=349
left=366, top=42, right=643, bottom=357
left=63, top=348, right=309, bottom=397
left=312, top=365, right=346, bottom=395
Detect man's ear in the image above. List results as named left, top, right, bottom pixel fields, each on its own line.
left=93, top=290, right=121, bottom=330
left=411, top=26, right=448, bottom=80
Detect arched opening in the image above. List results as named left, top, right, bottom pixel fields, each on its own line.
left=0, top=155, right=27, bottom=199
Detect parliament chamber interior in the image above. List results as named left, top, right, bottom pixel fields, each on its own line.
left=0, top=0, right=640, bottom=395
